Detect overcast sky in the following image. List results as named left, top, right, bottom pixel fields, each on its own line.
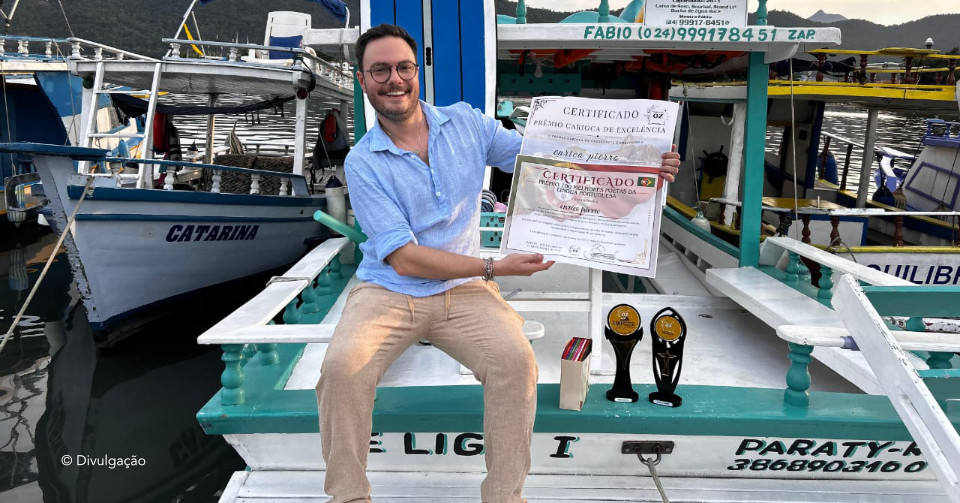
left=522, top=0, right=959, bottom=26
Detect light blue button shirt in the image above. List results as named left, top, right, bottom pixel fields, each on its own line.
left=345, top=101, right=522, bottom=296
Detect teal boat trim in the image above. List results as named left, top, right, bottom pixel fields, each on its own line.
left=196, top=354, right=960, bottom=438
left=862, top=285, right=960, bottom=318
left=663, top=206, right=740, bottom=258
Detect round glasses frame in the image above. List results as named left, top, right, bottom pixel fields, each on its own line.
left=365, top=63, right=419, bottom=84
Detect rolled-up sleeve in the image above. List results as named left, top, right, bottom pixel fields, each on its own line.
left=345, top=156, right=416, bottom=264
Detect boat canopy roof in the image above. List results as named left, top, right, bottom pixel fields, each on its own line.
left=496, top=24, right=841, bottom=64
left=70, top=59, right=315, bottom=96
left=305, top=24, right=841, bottom=67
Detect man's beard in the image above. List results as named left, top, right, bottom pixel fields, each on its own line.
left=368, top=83, right=418, bottom=122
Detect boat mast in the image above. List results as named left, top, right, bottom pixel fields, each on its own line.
left=739, top=0, right=770, bottom=267
left=0, top=0, right=22, bottom=32
left=205, top=94, right=218, bottom=165
left=856, top=108, right=879, bottom=208
left=169, top=0, right=201, bottom=57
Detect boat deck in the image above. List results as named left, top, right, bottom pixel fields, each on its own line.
left=284, top=245, right=860, bottom=393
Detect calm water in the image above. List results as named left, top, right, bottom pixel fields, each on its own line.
left=770, top=104, right=959, bottom=190
left=0, top=100, right=953, bottom=502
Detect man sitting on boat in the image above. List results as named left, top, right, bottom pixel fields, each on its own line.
left=315, top=24, right=681, bottom=503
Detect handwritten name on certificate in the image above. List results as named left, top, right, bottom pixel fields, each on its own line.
left=506, top=157, right=661, bottom=273
left=501, top=97, right=679, bottom=276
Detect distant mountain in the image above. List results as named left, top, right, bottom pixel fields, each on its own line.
left=751, top=10, right=960, bottom=54
left=809, top=10, right=848, bottom=24
left=6, top=2, right=958, bottom=59
left=7, top=0, right=361, bottom=57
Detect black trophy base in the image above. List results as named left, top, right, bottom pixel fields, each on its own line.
left=607, top=388, right=639, bottom=403
left=649, top=391, right=682, bottom=407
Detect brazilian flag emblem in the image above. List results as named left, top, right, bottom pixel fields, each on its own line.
left=639, top=177, right=655, bottom=187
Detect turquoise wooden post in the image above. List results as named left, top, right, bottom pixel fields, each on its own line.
left=283, top=297, right=302, bottom=324
left=301, top=281, right=320, bottom=314
left=517, top=0, right=526, bottom=24
left=740, top=0, right=769, bottom=268
left=797, top=259, right=811, bottom=285
left=259, top=320, right=279, bottom=366
left=241, top=344, right=258, bottom=363
left=328, top=254, right=343, bottom=280
left=785, top=252, right=799, bottom=285
left=739, top=51, right=769, bottom=267
left=756, top=0, right=768, bottom=25
left=315, top=270, right=334, bottom=296
left=221, top=344, right=246, bottom=405
left=352, top=68, right=367, bottom=142
left=817, top=265, right=833, bottom=303
left=258, top=343, right=279, bottom=366
left=785, top=343, right=814, bottom=407
left=907, top=316, right=954, bottom=369
left=598, top=0, right=610, bottom=22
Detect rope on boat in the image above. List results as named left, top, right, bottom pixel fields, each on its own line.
left=637, top=446, right=671, bottom=503
left=0, top=175, right=95, bottom=356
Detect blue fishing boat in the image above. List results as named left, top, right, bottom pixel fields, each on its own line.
left=191, top=1, right=960, bottom=501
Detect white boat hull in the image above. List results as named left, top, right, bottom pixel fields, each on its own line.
left=218, top=469, right=950, bottom=502
left=33, top=153, right=325, bottom=329
left=226, top=431, right=936, bottom=481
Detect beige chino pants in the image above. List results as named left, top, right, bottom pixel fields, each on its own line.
left=316, top=279, right=538, bottom=503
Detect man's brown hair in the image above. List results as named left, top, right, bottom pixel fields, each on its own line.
left=356, top=24, right=418, bottom=70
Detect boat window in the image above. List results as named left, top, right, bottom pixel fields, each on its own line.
left=905, top=164, right=959, bottom=208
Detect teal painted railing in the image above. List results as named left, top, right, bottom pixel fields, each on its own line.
left=757, top=236, right=958, bottom=407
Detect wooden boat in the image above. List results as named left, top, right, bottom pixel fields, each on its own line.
left=0, top=35, right=143, bottom=230
left=0, top=3, right=354, bottom=337
left=663, top=47, right=960, bottom=288
left=193, top=1, right=960, bottom=501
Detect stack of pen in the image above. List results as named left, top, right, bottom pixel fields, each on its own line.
left=561, top=337, right=592, bottom=362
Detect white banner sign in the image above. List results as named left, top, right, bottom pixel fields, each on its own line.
left=644, top=0, right=748, bottom=27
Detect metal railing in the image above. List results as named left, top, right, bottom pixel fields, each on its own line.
left=160, top=37, right=352, bottom=89
left=100, top=156, right=306, bottom=195
left=758, top=237, right=960, bottom=502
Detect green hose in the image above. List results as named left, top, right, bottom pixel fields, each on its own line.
left=314, top=210, right=367, bottom=244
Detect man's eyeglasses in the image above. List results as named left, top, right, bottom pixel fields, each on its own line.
left=365, top=63, right=419, bottom=83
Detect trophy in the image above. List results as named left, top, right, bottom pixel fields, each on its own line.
left=649, top=307, right=687, bottom=407
left=605, top=304, right=643, bottom=402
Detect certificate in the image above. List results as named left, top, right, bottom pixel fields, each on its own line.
left=501, top=97, right=679, bottom=276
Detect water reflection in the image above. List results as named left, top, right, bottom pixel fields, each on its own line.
left=768, top=103, right=959, bottom=190
left=0, top=96, right=348, bottom=502
left=0, top=229, right=247, bottom=503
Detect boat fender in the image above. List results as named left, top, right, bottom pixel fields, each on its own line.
left=872, top=184, right=894, bottom=206
left=818, top=151, right=838, bottom=184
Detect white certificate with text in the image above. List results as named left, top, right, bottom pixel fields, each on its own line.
left=501, top=97, right=679, bottom=277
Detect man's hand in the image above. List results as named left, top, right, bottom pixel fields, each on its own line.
left=494, top=253, right=555, bottom=277
left=660, top=145, right=681, bottom=183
